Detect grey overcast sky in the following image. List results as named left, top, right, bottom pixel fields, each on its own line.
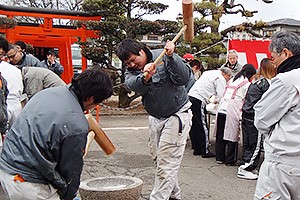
left=142, top=0, right=300, bottom=31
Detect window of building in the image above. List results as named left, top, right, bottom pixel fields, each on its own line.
left=148, top=35, right=159, bottom=41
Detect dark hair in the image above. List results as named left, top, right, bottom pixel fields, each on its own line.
left=8, top=43, right=18, bottom=52
left=71, top=67, right=113, bottom=104
left=252, top=58, right=277, bottom=80
left=233, top=64, right=256, bottom=82
left=15, top=41, right=26, bottom=51
left=189, top=59, right=204, bottom=72
left=0, top=37, right=9, bottom=53
left=117, top=38, right=146, bottom=62
left=47, top=49, right=57, bottom=57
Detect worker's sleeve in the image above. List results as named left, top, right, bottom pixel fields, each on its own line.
left=254, top=77, right=298, bottom=135
left=165, top=53, right=190, bottom=85
left=57, top=132, right=87, bottom=200
left=54, top=61, right=64, bottom=75
left=215, top=77, right=226, bottom=101
left=124, top=69, right=149, bottom=95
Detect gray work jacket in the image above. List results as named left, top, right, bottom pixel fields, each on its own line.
left=0, top=86, right=89, bottom=200
left=125, top=49, right=190, bottom=118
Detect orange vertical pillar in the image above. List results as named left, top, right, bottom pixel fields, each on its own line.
left=5, top=15, right=14, bottom=42
left=59, top=38, right=73, bottom=83
left=81, top=30, right=87, bottom=72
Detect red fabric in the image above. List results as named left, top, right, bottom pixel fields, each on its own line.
left=183, top=53, right=194, bottom=60
left=228, top=39, right=272, bottom=69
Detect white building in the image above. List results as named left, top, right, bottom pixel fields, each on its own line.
left=228, top=18, right=300, bottom=40
left=140, top=34, right=162, bottom=46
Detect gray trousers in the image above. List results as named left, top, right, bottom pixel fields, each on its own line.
left=0, top=169, right=60, bottom=200
left=148, top=102, right=192, bottom=200
left=254, top=159, right=300, bottom=199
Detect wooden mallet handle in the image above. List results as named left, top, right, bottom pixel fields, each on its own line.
left=83, top=131, right=95, bottom=159
left=84, top=114, right=116, bottom=156
left=143, top=1, right=194, bottom=78
left=143, top=25, right=188, bottom=77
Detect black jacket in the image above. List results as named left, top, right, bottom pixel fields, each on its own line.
left=0, top=75, right=8, bottom=135
left=242, top=76, right=270, bottom=120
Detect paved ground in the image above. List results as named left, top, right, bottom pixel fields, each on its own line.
left=0, top=113, right=261, bottom=200
left=80, top=114, right=260, bottom=200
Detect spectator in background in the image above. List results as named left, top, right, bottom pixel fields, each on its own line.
left=237, top=58, right=277, bottom=180
left=20, top=66, right=66, bottom=101
left=41, top=49, right=64, bottom=76
left=185, top=65, right=196, bottom=92
left=188, top=67, right=232, bottom=157
left=222, top=49, right=243, bottom=76
left=213, top=64, right=256, bottom=166
left=182, top=53, right=196, bottom=92
left=14, top=41, right=26, bottom=52
left=0, top=37, right=23, bottom=130
left=25, top=43, right=35, bottom=55
left=6, top=43, right=45, bottom=68
left=254, top=31, right=300, bottom=199
left=189, top=59, right=204, bottom=80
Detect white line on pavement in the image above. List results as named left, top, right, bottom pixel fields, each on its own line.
left=102, top=127, right=148, bottom=131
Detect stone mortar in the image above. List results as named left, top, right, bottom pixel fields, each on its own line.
left=79, top=176, right=143, bottom=200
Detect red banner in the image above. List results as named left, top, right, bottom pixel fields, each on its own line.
left=228, top=39, right=272, bottom=69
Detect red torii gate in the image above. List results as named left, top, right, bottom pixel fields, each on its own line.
left=0, top=4, right=101, bottom=83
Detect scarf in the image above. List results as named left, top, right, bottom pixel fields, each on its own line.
left=277, top=53, right=300, bottom=74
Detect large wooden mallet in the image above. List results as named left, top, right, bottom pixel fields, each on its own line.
left=83, top=114, right=116, bottom=158
left=144, top=0, right=194, bottom=77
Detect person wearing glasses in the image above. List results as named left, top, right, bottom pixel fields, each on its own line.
left=253, top=32, right=300, bottom=199
left=6, top=43, right=45, bottom=68
left=14, top=41, right=26, bottom=53
left=0, top=38, right=23, bottom=130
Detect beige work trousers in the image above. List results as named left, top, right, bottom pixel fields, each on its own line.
left=254, top=159, right=300, bottom=200
left=0, top=169, right=60, bottom=200
left=148, top=102, right=192, bottom=200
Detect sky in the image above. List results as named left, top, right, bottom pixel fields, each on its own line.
left=142, top=0, right=300, bottom=31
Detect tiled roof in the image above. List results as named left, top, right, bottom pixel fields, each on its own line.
left=268, top=18, right=300, bottom=26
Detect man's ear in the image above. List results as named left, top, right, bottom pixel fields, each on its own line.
left=282, top=48, right=293, bottom=58
left=88, top=96, right=95, bottom=102
left=139, top=49, right=144, bottom=56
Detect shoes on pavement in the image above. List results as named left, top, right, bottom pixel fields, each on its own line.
left=237, top=167, right=258, bottom=180
left=169, top=198, right=179, bottom=200
left=225, top=160, right=241, bottom=166
left=193, top=151, right=202, bottom=155
left=201, top=152, right=215, bottom=158
left=216, top=160, right=224, bottom=164
left=225, top=162, right=238, bottom=166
